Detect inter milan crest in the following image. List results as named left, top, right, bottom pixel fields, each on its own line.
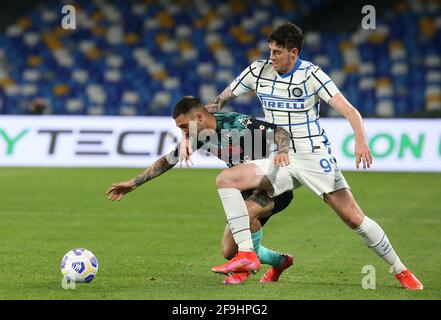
left=292, top=87, right=303, bottom=97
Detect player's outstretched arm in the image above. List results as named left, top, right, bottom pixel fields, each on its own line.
left=273, top=127, right=291, bottom=167
left=106, top=155, right=176, bottom=201
left=328, top=93, right=373, bottom=169
left=205, top=86, right=237, bottom=113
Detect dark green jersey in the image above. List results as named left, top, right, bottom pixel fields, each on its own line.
left=204, top=112, right=277, bottom=166
left=169, top=112, right=278, bottom=167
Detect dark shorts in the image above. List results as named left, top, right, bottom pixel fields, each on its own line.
left=241, top=190, right=294, bottom=227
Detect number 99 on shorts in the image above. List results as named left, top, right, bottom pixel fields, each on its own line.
left=319, top=157, right=338, bottom=173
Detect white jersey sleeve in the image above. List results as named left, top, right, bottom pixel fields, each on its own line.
left=229, top=59, right=341, bottom=152
left=309, top=68, right=340, bottom=103
left=229, top=60, right=264, bottom=96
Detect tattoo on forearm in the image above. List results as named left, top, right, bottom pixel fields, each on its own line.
left=208, top=87, right=236, bottom=111
left=274, top=127, right=291, bottom=154
left=133, top=156, right=174, bottom=187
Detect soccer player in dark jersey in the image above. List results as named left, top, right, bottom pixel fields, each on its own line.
left=107, top=96, right=294, bottom=284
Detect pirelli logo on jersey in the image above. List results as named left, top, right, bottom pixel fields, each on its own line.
left=258, top=95, right=305, bottom=110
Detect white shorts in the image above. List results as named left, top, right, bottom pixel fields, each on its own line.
left=251, top=149, right=350, bottom=199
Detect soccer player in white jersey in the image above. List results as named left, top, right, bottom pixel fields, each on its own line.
left=200, top=22, right=423, bottom=289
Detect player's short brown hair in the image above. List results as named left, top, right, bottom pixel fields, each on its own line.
left=267, top=22, right=303, bottom=53
left=172, top=96, right=204, bottom=119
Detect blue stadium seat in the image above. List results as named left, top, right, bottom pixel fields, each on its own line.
left=0, top=0, right=439, bottom=116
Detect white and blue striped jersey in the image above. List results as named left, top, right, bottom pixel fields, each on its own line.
left=229, top=59, right=340, bottom=152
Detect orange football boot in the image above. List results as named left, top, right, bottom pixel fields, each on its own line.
left=211, top=251, right=260, bottom=274
left=223, top=272, right=252, bottom=285
left=260, top=254, right=294, bottom=283
left=395, top=269, right=423, bottom=290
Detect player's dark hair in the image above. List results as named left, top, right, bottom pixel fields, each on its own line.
left=172, top=96, right=204, bottom=119
left=267, top=22, right=303, bottom=53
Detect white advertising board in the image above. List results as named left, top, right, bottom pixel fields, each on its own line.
left=0, top=116, right=440, bottom=171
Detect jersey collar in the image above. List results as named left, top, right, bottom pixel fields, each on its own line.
left=278, top=58, right=302, bottom=79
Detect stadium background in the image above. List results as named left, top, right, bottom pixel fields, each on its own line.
left=0, top=0, right=440, bottom=300
left=1, top=0, right=440, bottom=117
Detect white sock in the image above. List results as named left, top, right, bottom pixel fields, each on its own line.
left=354, top=216, right=406, bottom=274
left=218, top=188, right=254, bottom=252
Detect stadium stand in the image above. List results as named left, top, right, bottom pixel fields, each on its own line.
left=0, top=0, right=440, bottom=117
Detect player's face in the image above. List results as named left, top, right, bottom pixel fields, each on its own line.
left=268, top=42, right=298, bottom=74
left=175, top=114, right=192, bottom=137
left=175, top=113, right=205, bottom=137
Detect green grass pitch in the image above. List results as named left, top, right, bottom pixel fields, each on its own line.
left=0, top=168, right=440, bottom=300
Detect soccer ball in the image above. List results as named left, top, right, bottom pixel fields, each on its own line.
left=61, top=248, right=98, bottom=283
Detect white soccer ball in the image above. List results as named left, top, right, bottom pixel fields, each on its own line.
left=61, top=248, right=99, bottom=283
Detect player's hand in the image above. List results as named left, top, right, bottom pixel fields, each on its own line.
left=204, top=102, right=219, bottom=113
left=106, top=180, right=136, bottom=201
left=355, top=138, right=373, bottom=169
left=179, top=133, right=193, bottom=167
left=274, top=152, right=289, bottom=167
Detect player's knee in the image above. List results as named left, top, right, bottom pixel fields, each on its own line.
left=345, top=201, right=364, bottom=228
left=345, top=216, right=363, bottom=229
left=347, top=212, right=364, bottom=229
left=341, top=205, right=364, bottom=229
left=216, top=171, right=236, bottom=188
left=325, top=191, right=364, bottom=229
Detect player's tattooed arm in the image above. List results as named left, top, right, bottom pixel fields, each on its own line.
left=205, top=86, right=236, bottom=113
left=107, top=155, right=176, bottom=201
left=274, top=127, right=290, bottom=154
left=132, top=155, right=175, bottom=187
left=273, top=127, right=291, bottom=167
